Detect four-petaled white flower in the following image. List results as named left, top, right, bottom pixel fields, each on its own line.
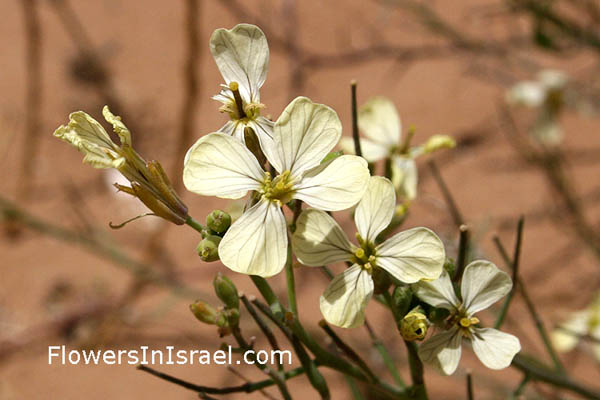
left=413, top=261, right=521, bottom=375
left=292, top=176, right=445, bottom=328
left=341, top=97, right=454, bottom=201
left=210, top=23, right=275, bottom=150
left=184, top=96, right=370, bottom=277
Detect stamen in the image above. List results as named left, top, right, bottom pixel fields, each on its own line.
left=228, top=81, right=246, bottom=119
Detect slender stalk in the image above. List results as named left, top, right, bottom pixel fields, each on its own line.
left=453, top=224, right=470, bottom=282
left=427, top=160, right=464, bottom=227
left=493, top=238, right=566, bottom=374
left=364, top=320, right=406, bottom=388
left=494, top=216, right=524, bottom=329
left=284, top=242, right=298, bottom=316
left=240, top=295, right=283, bottom=371
left=512, top=374, right=530, bottom=399
left=319, top=321, right=378, bottom=383
left=250, top=275, right=285, bottom=318
left=351, top=80, right=362, bottom=157
left=466, top=371, right=474, bottom=400
left=404, top=340, right=427, bottom=399
left=137, top=364, right=308, bottom=395
left=231, top=326, right=292, bottom=400
left=184, top=215, right=206, bottom=235
left=344, top=375, right=365, bottom=400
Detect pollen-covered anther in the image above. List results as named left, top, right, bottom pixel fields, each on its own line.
left=459, top=316, right=480, bottom=328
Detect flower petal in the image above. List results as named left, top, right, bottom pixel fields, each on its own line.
left=293, top=155, right=369, bottom=211
left=355, top=176, right=395, bottom=242
left=339, top=137, right=389, bottom=162
left=413, top=269, right=459, bottom=310
left=210, top=24, right=268, bottom=104
left=506, top=81, right=544, bottom=107
left=266, top=97, right=342, bottom=177
left=320, top=264, right=374, bottom=328
left=102, top=105, right=131, bottom=146
left=183, top=133, right=264, bottom=199
left=391, top=156, right=418, bottom=201
left=218, top=120, right=246, bottom=142
left=219, top=199, right=287, bottom=277
left=418, top=327, right=463, bottom=375
left=359, top=97, right=401, bottom=146
left=461, top=260, right=512, bottom=315
left=53, top=111, right=124, bottom=169
left=376, top=227, right=445, bottom=284
left=471, top=327, right=521, bottom=370
left=292, top=209, right=354, bottom=266
left=552, top=310, right=590, bottom=352
left=248, top=116, right=276, bottom=158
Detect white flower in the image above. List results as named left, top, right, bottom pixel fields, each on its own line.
left=552, top=293, right=600, bottom=361
left=210, top=23, right=275, bottom=150
left=413, top=261, right=521, bottom=375
left=184, top=96, right=370, bottom=277
left=292, top=176, right=445, bottom=328
left=506, top=70, right=568, bottom=145
left=340, top=97, right=454, bottom=201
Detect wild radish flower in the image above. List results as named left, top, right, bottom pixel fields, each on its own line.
left=413, top=261, right=521, bottom=375
left=210, top=23, right=274, bottom=150
left=292, top=176, right=445, bottom=328
left=341, top=97, right=454, bottom=201
left=54, top=106, right=188, bottom=224
left=184, top=96, right=370, bottom=277
left=551, top=293, right=600, bottom=361
left=506, top=70, right=568, bottom=145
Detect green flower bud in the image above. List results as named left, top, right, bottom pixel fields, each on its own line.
left=392, top=285, right=413, bottom=319
left=190, top=301, right=218, bottom=325
left=423, top=134, right=456, bottom=154
left=213, top=273, right=239, bottom=309
left=225, top=308, right=240, bottom=327
left=197, top=235, right=221, bottom=262
left=444, top=258, right=456, bottom=278
left=320, top=150, right=343, bottom=164
left=400, top=307, right=429, bottom=341
left=206, top=210, right=231, bottom=234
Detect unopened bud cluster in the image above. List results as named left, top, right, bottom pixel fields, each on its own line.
left=190, top=273, right=240, bottom=337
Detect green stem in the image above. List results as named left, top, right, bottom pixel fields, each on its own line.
left=404, top=340, right=427, bottom=399
left=185, top=215, right=206, bottom=235
left=285, top=243, right=298, bottom=316
left=351, top=80, right=362, bottom=157
left=511, top=374, right=530, bottom=399
left=494, top=216, right=524, bottom=329
left=494, top=238, right=566, bottom=375
left=453, top=224, right=470, bottom=282
left=250, top=275, right=284, bottom=317
left=466, top=371, right=474, bottom=400
left=364, top=320, right=406, bottom=388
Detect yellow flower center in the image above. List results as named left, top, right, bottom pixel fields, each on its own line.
left=351, top=234, right=378, bottom=273
left=261, top=170, right=295, bottom=205
left=219, top=81, right=264, bottom=121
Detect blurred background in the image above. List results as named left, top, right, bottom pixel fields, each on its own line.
left=1, top=0, right=600, bottom=398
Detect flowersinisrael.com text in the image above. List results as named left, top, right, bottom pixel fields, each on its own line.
left=48, top=345, right=292, bottom=366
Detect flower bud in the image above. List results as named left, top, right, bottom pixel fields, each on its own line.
left=213, top=273, right=239, bottom=309
left=400, top=307, right=428, bottom=341
left=444, top=258, right=456, bottom=278
left=424, top=135, right=456, bottom=154
left=392, top=286, right=413, bottom=319
left=197, top=235, right=221, bottom=262
left=190, top=301, right=218, bottom=325
left=206, top=210, right=231, bottom=234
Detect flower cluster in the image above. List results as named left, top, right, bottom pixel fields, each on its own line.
left=552, top=292, right=600, bottom=361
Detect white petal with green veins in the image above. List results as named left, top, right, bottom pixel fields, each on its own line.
left=183, top=133, right=263, bottom=199
left=376, top=227, right=445, bottom=283
left=358, top=97, right=401, bottom=146
left=461, top=260, right=512, bottom=315
left=413, top=269, right=460, bottom=310
left=293, top=155, right=369, bottom=211
left=418, top=326, right=463, bottom=375
left=320, top=264, right=373, bottom=328
left=339, top=137, right=389, bottom=162
left=355, top=176, right=396, bottom=242
left=292, top=209, right=353, bottom=266
left=471, top=327, right=521, bottom=370
left=210, top=24, right=268, bottom=104
left=218, top=198, right=287, bottom=277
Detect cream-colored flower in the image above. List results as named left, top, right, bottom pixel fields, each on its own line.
left=184, top=96, right=370, bottom=277
left=54, top=107, right=188, bottom=224
left=414, top=261, right=521, bottom=375
left=552, top=293, right=600, bottom=361
left=210, top=23, right=274, bottom=150
left=506, top=69, right=568, bottom=145
left=341, top=97, right=454, bottom=201
left=292, top=176, right=445, bottom=328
